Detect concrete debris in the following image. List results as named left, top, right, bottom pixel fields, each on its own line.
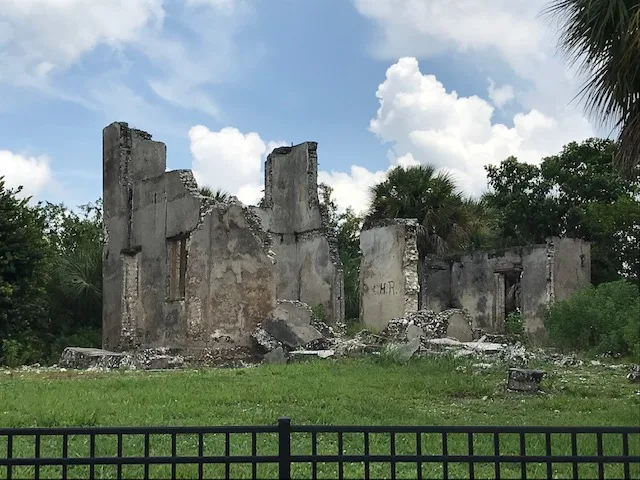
left=262, top=308, right=324, bottom=348
left=384, top=337, right=421, bottom=363
left=251, top=327, right=283, bottom=353
left=289, top=350, right=335, bottom=362
left=59, top=347, right=136, bottom=371
left=507, top=368, right=546, bottom=392
left=276, top=299, right=314, bottom=324
left=628, top=365, right=640, bottom=383
left=264, top=347, right=287, bottom=365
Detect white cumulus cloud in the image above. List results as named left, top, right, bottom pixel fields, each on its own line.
left=0, top=0, right=255, bottom=119
left=0, top=0, right=164, bottom=86
left=0, top=150, right=53, bottom=198
left=488, top=78, right=515, bottom=109
left=188, top=125, right=286, bottom=205
left=369, top=57, right=593, bottom=195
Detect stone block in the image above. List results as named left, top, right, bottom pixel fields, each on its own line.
left=263, top=308, right=323, bottom=348
left=445, top=312, right=473, bottom=342
left=507, top=368, right=545, bottom=392
left=264, top=347, right=287, bottom=364
left=276, top=299, right=313, bottom=324
left=58, top=347, right=134, bottom=370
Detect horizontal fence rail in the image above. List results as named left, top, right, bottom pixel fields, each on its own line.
left=0, top=419, right=638, bottom=479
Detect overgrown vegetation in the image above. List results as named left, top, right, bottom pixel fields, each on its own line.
left=505, top=311, right=524, bottom=338
left=0, top=178, right=102, bottom=366
left=545, top=280, right=640, bottom=361
left=1, top=357, right=638, bottom=478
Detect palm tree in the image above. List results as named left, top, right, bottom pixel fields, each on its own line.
left=459, top=195, right=501, bottom=250
left=199, top=187, right=230, bottom=203
left=542, top=0, right=640, bottom=178
left=368, top=165, right=471, bottom=254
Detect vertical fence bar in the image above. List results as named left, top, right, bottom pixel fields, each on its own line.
left=390, top=432, right=396, bottom=480
left=278, top=417, right=291, bottom=480
left=519, top=432, right=527, bottom=480
left=311, top=431, right=317, bottom=480
left=467, top=432, right=474, bottom=480
left=493, top=432, right=500, bottom=480
left=34, top=434, right=41, bottom=480
left=171, top=433, right=177, bottom=480
left=61, top=434, right=68, bottom=480
left=116, top=433, right=123, bottom=480
left=442, top=432, right=448, bottom=480
left=622, top=432, right=630, bottom=480
left=6, top=434, right=12, bottom=480
left=224, top=432, right=230, bottom=480
left=596, top=432, right=604, bottom=480
left=89, top=433, right=96, bottom=480
left=571, top=432, right=578, bottom=479
left=338, top=431, right=344, bottom=480
left=545, top=432, right=552, bottom=480
left=198, top=432, right=204, bottom=480
left=143, top=433, right=150, bottom=480
left=416, top=432, right=422, bottom=480
left=364, top=432, right=370, bottom=480
left=251, top=432, right=257, bottom=480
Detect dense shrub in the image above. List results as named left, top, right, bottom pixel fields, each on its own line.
left=544, top=280, right=640, bottom=359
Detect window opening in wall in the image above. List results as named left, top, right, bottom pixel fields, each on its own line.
left=168, top=236, right=188, bottom=300
left=504, top=270, right=522, bottom=315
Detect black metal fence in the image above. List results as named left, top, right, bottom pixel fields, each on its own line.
left=0, top=418, right=638, bottom=479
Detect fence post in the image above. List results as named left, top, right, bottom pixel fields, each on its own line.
left=278, top=417, right=292, bottom=480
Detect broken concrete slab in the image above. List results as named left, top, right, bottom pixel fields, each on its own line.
left=507, top=368, right=545, bottom=392
left=445, top=312, right=473, bottom=342
left=264, top=347, right=287, bottom=364
left=289, top=350, right=335, bottom=362
left=406, top=324, right=423, bottom=342
left=251, top=327, right=283, bottom=353
left=59, top=347, right=135, bottom=370
left=384, top=337, right=421, bottom=363
left=276, top=299, right=314, bottom=324
left=262, top=308, right=323, bottom=348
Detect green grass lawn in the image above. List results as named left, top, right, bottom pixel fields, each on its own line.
left=1, top=356, right=638, bottom=479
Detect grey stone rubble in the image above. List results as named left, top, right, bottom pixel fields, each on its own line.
left=59, top=347, right=186, bottom=371
left=628, top=364, right=640, bottom=383
left=507, top=368, right=546, bottom=392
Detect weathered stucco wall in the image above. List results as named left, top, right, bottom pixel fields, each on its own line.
left=359, top=219, right=419, bottom=331
left=420, top=255, right=451, bottom=311
left=103, top=122, right=276, bottom=351
left=551, top=237, right=591, bottom=303
left=254, top=142, right=344, bottom=323
left=426, top=237, right=591, bottom=334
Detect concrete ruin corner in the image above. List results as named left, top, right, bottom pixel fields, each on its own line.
left=102, top=121, right=276, bottom=353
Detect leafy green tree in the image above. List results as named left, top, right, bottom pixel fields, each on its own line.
left=41, top=200, right=104, bottom=336
left=545, top=280, right=640, bottom=360
left=368, top=165, right=471, bottom=254
left=543, top=0, right=640, bottom=178
left=0, top=178, right=49, bottom=363
left=319, top=184, right=363, bottom=321
left=485, top=138, right=640, bottom=283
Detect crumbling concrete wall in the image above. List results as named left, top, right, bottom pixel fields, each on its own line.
left=359, top=219, right=419, bottom=331
left=103, top=122, right=276, bottom=352
left=423, top=237, right=591, bottom=334
left=253, top=142, right=344, bottom=324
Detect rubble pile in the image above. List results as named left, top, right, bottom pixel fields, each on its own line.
left=58, top=347, right=186, bottom=371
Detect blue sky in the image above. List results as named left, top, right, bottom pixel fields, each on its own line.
left=0, top=0, right=596, bottom=213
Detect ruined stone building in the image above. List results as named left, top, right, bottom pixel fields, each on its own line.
left=102, top=122, right=343, bottom=353
left=359, top=218, right=591, bottom=334
left=252, top=142, right=344, bottom=324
